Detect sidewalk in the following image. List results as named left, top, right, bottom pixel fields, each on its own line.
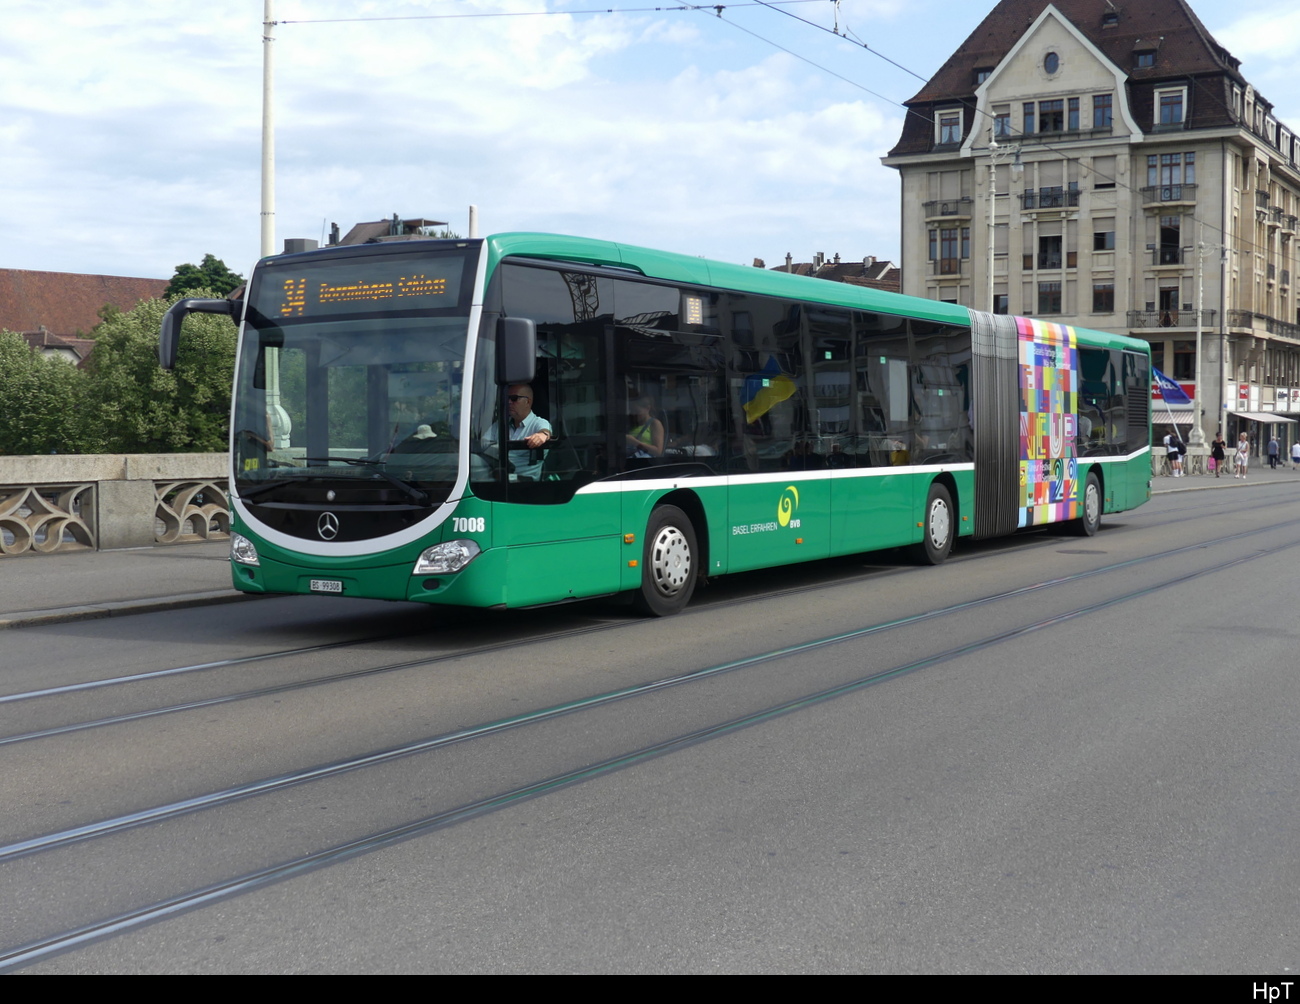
left=1150, top=456, right=1300, bottom=493
left=0, top=539, right=246, bottom=630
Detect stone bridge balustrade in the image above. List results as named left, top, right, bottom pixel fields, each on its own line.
left=0, top=454, right=228, bottom=556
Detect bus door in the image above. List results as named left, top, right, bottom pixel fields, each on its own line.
left=723, top=293, right=830, bottom=572
left=609, top=278, right=729, bottom=579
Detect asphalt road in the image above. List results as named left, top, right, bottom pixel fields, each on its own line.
left=3, top=484, right=1299, bottom=973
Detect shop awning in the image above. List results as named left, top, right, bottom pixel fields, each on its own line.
left=1230, top=411, right=1298, bottom=423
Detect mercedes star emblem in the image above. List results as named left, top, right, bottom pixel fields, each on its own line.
left=317, top=512, right=340, bottom=540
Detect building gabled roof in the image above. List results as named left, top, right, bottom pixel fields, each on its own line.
left=19, top=327, right=98, bottom=366
left=0, top=269, right=167, bottom=340
left=889, top=0, right=1251, bottom=157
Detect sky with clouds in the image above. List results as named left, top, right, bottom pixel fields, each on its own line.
left=4, top=0, right=1299, bottom=281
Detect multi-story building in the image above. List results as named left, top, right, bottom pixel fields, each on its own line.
left=883, top=0, right=1300, bottom=447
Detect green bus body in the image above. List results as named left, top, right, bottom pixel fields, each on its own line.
left=182, top=233, right=1151, bottom=613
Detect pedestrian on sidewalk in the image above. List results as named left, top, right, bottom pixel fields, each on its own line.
left=1235, top=431, right=1250, bottom=478
left=1211, top=432, right=1227, bottom=477
left=1292, top=440, right=1300, bottom=469
left=1164, top=432, right=1184, bottom=476
left=1268, top=435, right=1280, bottom=469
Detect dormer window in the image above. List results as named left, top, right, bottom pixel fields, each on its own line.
left=974, top=67, right=992, bottom=85
left=1102, top=12, right=1119, bottom=27
left=937, top=109, right=963, bottom=146
left=1156, top=87, right=1187, bottom=130
left=1135, top=49, right=1156, bottom=69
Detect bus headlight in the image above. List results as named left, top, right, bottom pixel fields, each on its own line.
left=413, top=540, right=481, bottom=575
left=230, top=533, right=260, bottom=566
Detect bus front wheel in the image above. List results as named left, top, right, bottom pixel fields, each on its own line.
left=914, top=483, right=954, bottom=565
left=633, top=505, right=698, bottom=616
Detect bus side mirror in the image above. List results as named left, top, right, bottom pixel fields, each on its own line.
left=497, top=316, right=537, bottom=385
left=158, top=297, right=239, bottom=369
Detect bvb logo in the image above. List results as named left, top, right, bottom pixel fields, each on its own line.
left=777, top=485, right=800, bottom=527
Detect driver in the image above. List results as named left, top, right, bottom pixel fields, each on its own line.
left=484, top=383, right=551, bottom=480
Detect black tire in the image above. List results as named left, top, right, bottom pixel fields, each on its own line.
left=1074, top=472, right=1102, bottom=537
left=632, top=505, right=698, bottom=616
left=913, top=483, right=955, bottom=565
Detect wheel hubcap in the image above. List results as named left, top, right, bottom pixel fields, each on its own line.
left=650, top=526, right=691, bottom=596
left=1086, top=484, right=1100, bottom=524
left=929, top=500, right=950, bottom=548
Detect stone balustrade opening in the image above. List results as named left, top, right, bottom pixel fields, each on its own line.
left=0, top=454, right=228, bottom=556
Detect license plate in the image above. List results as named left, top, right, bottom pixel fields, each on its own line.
left=310, top=579, right=343, bottom=593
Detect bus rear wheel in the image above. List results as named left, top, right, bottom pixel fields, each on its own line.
left=913, top=483, right=954, bottom=565
left=1074, top=472, right=1102, bottom=537
left=633, top=505, right=698, bottom=617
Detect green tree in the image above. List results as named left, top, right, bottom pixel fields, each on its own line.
left=164, top=254, right=244, bottom=298
left=0, top=331, right=92, bottom=455
left=82, top=291, right=237, bottom=453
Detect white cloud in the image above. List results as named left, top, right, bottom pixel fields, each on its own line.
left=0, top=0, right=945, bottom=278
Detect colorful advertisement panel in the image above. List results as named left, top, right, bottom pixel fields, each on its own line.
left=1018, top=318, right=1079, bottom=527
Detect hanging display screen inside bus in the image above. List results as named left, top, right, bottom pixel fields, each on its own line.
left=257, top=253, right=469, bottom=319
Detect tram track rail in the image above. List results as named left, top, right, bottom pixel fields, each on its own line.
left=5, top=505, right=1299, bottom=752
left=3, top=522, right=1297, bottom=971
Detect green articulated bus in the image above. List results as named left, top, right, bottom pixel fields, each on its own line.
left=160, top=233, right=1152, bottom=616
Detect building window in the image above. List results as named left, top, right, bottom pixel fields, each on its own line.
left=1093, top=228, right=1116, bottom=251
left=1039, top=99, right=1064, bottom=133
left=1174, top=339, right=1196, bottom=379
left=1038, top=282, right=1062, bottom=314
left=1102, top=12, right=1118, bottom=27
left=1135, top=50, right=1156, bottom=69
left=993, top=294, right=1009, bottom=315
left=938, top=110, right=962, bottom=145
left=1148, top=152, right=1195, bottom=189
left=1157, top=88, right=1185, bottom=128
left=1039, top=235, right=1063, bottom=269
left=974, top=68, right=992, bottom=85
left=1160, top=215, right=1182, bottom=264
left=1044, top=52, right=1060, bottom=75
left=1068, top=98, right=1080, bottom=131
left=928, top=230, right=938, bottom=261
left=1093, top=283, right=1115, bottom=313
left=993, top=106, right=1012, bottom=138
left=936, top=229, right=961, bottom=273
left=1093, top=94, right=1112, bottom=129
left=1093, top=154, right=1116, bottom=189
left=1023, top=102, right=1035, bottom=136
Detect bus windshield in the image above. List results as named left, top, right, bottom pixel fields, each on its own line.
left=232, top=244, right=478, bottom=509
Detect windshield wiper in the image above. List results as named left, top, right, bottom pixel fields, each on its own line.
left=301, top=457, right=430, bottom=505
left=237, top=478, right=300, bottom=503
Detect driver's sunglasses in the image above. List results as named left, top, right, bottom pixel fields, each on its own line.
left=507, top=395, right=530, bottom=402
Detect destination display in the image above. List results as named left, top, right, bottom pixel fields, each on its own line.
left=259, top=254, right=468, bottom=318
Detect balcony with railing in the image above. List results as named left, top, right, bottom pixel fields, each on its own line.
left=1127, top=309, right=1216, bottom=329
left=930, top=258, right=963, bottom=276
left=1257, top=189, right=1271, bottom=208
left=922, top=197, right=974, bottom=220
left=1151, top=247, right=1188, bottom=266
left=1228, top=309, right=1300, bottom=341
left=1020, top=187, right=1080, bottom=210
left=1268, top=207, right=1284, bottom=228
left=1140, top=183, right=1197, bottom=204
